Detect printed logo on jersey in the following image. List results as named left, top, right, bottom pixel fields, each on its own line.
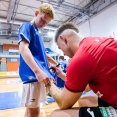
left=28, top=76, right=32, bottom=80
left=95, top=39, right=100, bottom=42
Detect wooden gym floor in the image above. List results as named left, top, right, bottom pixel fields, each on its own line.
left=0, top=78, right=78, bottom=117
left=0, top=78, right=59, bottom=117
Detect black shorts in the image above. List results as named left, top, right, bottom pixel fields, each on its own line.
left=79, top=98, right=117, bottom=117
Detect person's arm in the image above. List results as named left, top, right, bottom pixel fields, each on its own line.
left=56, top=66, right=66, bottom=81
left=58, top=72, right=66, bottom=81
left=49, top=81, right=82, bottom=109
left=113, top=32, right=117, bottom=40
left=49, top=48, right=97, bottom=109
left=46, top=53, right=57, bottom=65
left=19, top=39, right=50, bottom=84
left=110, top=32, right=117, bottom=40
left=50, top=66, right=66, bottom=81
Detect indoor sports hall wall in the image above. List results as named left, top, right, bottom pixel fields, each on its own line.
left=1, top=3, right=116, bottom=56
left=78, top=2, right=117, bottom=38
left=48, top=2, right=117, bottom=55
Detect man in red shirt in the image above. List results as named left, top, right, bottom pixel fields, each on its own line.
left=47, top=22, right=117, bottom=117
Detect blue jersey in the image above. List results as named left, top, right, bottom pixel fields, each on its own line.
left=56, top=61, right=68, bottom=88
left=18, top=22, right=53, bottom=83
left=58, top=61, right=68, bottom=73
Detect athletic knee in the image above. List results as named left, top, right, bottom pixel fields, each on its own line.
left=78, top=97, right=86, bottom=106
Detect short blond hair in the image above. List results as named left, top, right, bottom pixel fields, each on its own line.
left=39, top=3, right=55, bottom=19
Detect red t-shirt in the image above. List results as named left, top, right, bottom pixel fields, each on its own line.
left=65, top=37, right=117, bottom=108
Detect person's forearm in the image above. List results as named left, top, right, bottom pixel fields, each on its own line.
left=46, top=54, right=57, bottom=65
left=20, top=46, right=41, bottom=74
left=49, top=82, right=81, bottom=110
left=49, top=82, right=63, bottom=109
left=58, top=72, right=66, bottom=81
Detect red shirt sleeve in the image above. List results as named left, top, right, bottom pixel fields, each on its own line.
left=65, top=47, right=98, bottom=92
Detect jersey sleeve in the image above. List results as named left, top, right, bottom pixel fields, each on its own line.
left=18, top=22, right=32, bottom=44
left=65, top=48, right=98, bottom=92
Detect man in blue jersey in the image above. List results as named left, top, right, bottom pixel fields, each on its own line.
left=18, top=3, right=56, bottom=117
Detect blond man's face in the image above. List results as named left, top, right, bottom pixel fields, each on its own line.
left=35, top=11, right=52, bottom=28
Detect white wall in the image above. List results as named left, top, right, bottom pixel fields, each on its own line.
left=78, top=2, right=117, bottom=37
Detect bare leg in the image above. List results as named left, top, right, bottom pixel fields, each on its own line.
left=78, top=94, right=98, bottom=107
left=24, top=107, right=40, bottom=117
left=50, top=108, right=80, bottom=117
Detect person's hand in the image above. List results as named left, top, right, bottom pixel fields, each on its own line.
left=35, top=70, right=50, bottom=85
left=52, top=78, right=56, bottom=84
left=109, top=32, right=117, bottom=40
left=113, top=32, right=117, bottom=40
left=50, top=65, right=64, bottom=78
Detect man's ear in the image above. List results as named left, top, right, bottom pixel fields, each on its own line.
left=60, top=35, right=67, bottom=44
left=35, top=10, right=39, bottom=16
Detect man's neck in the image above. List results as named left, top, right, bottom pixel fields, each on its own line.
left=71, top=34, right=84, bottom=54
